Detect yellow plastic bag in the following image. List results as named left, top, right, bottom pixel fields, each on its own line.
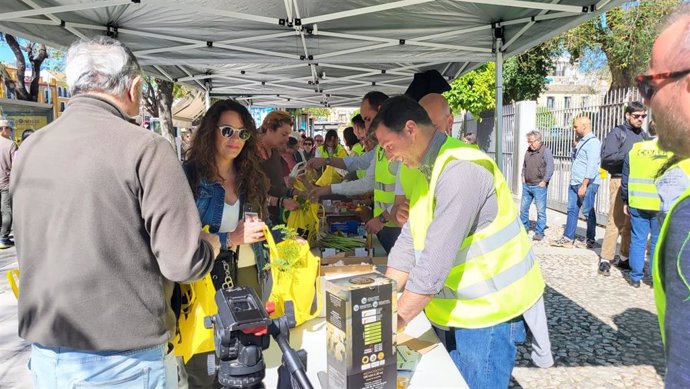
left=265, top=226, right=321, bottom=325
left=600, top=168, right=609, bottom=179
left=287, top=202, right=322, bottom=244
left=315, top=166, right=343, bottom=186
left=173, top=274, right=217, bottom=362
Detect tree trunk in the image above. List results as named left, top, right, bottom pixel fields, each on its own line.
left=155, top=78, right=176, bottom=149
left=27, top=43, right=48, bottom=102
left=144, top=78, right=159, bottom=117
left=4, top=34, right=30, bottom=101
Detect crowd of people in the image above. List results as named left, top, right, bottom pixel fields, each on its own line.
left=7, top=4, right=690, bottom=389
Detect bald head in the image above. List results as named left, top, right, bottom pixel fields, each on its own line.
left=573, top=115, right=591, bottom=138
left=647, top=5, right=690, bottom=157
left=654, top=11, right=690, bottom=71
left=419, top=93, right=453, bottom=135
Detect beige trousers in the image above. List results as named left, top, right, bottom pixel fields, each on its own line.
left=600, top=177, right=631, bottom=260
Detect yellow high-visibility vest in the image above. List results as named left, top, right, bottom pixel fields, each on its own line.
left=628, top=139, right=672, bottom=211
left=653, top=158, right=690, bottom=345
left=350, top=143, right=366, bottom=179
left=374, top=145, right=397, bottom=227
left=408, top=137, right=544, bottom=328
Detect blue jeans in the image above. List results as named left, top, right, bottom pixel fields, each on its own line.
left=629, top=207, right=660, bottom=282
left=564, top=183, right=599, bottom=241
left=29, top=343, right=177, bottom=389
left=434, top=318, right=527, bottom=389
left=520, top=184, right=548, bottom=235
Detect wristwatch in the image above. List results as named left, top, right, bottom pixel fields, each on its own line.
left=378, top=214, right=388, bottom=224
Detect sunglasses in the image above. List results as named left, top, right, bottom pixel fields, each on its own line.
left=630, top=113, right=647, bottom=119
left=219, top=126, right=251, bottom=140
left=303, top=142, right=313, bottom=146
left=635, top=68, right=690, bottom=100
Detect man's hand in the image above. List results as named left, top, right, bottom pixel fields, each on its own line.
left=538, top=181, right=547, bottom=188
left=309, top=186, right=331, bottom=202
left=282, top=198, right=300, bottom=211
left=307, top=157, right=327, bottom=169
left=623, top=204, right=629, bottom=216
left=365, top=216, right=385, bottom=234
left=578, top=184, right=588, bottom=198
left=395, top=201, right=409, bottom=225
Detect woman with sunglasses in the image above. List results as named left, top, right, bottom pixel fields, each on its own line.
left=177, top=99, right=269, bottom=389
left=257, top=111, right=300, bottom=224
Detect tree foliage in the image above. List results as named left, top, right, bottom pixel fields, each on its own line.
left=563, top=0, right=681, bottom=89
left=297, top=107, right=331, bottom=119
left=445, top=62, right=496, bottom=118
left=444, top=41, right=558, bottom=118
left=504, top=41, right=559, bottom=102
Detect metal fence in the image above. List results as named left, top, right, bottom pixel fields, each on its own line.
left=462, top=105, right=518, bottom=193
left=536, top=87, right=645, bottom=223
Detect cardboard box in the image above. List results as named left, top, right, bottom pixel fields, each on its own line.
left=325, top=272, right=397, bottom=389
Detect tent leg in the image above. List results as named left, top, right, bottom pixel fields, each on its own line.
left=495, top=35, right=504, bottom=173
left=204, top=81, right=211, bottom=111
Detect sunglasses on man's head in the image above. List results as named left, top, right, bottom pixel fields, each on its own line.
left=219, top=126, right=251, bottom=140
left=635, top=68, right=690, bottom=100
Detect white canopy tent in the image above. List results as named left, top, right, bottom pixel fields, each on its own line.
left=0, top=0, right=625, bottom=167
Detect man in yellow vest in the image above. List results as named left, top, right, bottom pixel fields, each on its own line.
left=621, top=139, right=672, bottom=288
left=640, top=5, right=690, bottom=387
left=308, top=91, right=403, bottom=253
left=375, top=96, right=546, bottom=388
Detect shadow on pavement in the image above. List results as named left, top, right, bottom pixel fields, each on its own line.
left=510, top=286, right=665, bottom=387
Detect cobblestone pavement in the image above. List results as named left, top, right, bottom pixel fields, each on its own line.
left=0, top=208, right=666, bottom=388
left=510, top=210, right=664, bottom=389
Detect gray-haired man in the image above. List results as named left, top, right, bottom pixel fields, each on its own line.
left=0, top=119, right=16, bottom=249
left=12, top=37, right=220, bottom=388
left=520, top=130, right=554, bottom=241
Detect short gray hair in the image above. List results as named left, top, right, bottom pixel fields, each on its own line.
left=526, top=130, right=542, bottom=141
left=66, top=36, right=141, bottom=97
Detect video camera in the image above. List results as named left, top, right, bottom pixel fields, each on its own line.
left=205, top=287, right=314, bottom=389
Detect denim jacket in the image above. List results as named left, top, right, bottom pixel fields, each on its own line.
left=182, top=162, right=268, bottom=278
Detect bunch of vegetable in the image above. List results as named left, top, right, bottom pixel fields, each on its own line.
left=318, top=231, right=367, bottom=252
left=264, top=225, right=308, bottom=272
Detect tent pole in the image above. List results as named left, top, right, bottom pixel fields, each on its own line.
left=494, top=33, right=504, bottom=173
left=204, top=81, right=211, bottom=111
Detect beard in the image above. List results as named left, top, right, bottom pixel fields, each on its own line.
left=655, top=98, right=690, bottom=158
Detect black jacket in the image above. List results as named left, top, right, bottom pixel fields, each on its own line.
left=601, top=123, right=649, bottom=176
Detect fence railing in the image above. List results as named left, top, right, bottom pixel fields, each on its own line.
left=537, top=87, right=645, bottom=223
left=459, top=87, right=646, bottom=225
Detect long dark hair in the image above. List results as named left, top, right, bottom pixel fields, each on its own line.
left=185, top=99, right=268, bottom=214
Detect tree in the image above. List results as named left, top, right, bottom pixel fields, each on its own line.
left=563, top=0, right=681, bottom=90
left=297, top=107, right=331, bottom=120
left=445, top=41, right=558, bottom=118
left=1, top=33, right=48, bottom=102
left=143, top=77, right=176, bottom=148
left=504, top=41, right=559, bottom=102
left=444, top=62, right=496, bottom=118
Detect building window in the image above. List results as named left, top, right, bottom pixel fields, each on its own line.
left=60, top=102, right=65, bottom=112
left=58, top=87, right=62, bottom=97
left=546, top=96, right=555, bottom=109
left=564, top=96, right=571, bottom=109
left=44, top=89, right=50, bottom=103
